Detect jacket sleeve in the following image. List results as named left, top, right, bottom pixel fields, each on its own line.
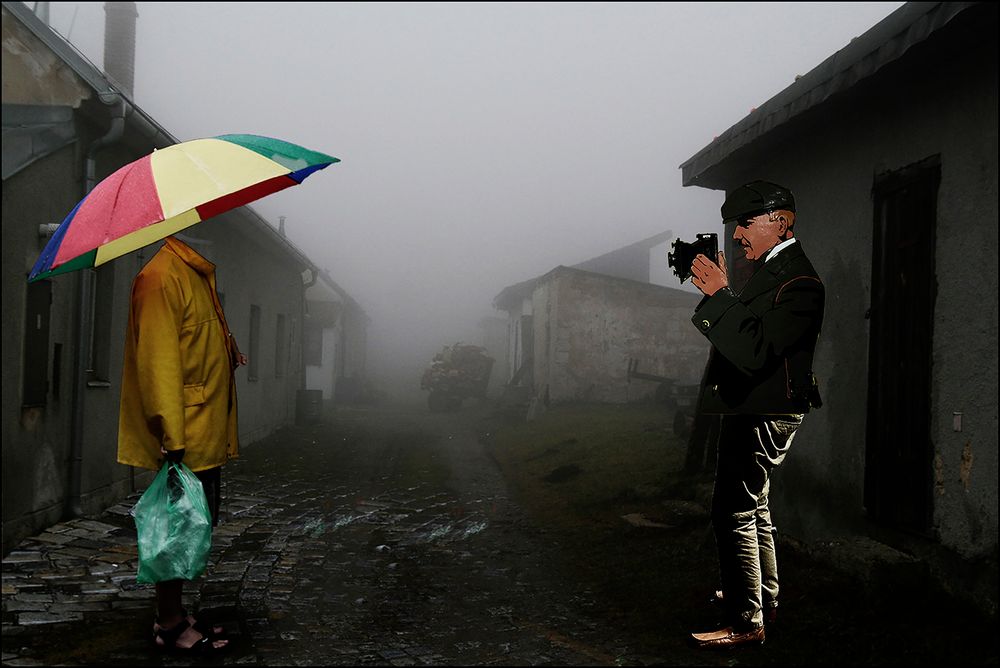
left=693, top=276, right=824, bottom=376
left=130, top=269, right=187, bottom=452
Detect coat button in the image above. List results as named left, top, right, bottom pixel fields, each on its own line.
left=701, top=319, right=710, bottom=330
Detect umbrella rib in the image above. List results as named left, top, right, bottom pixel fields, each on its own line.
left=182, top=150, right=227, bottom=193
left=111, top=162, right=148, bottom=243
left=105, top=160, right=144, bottom=245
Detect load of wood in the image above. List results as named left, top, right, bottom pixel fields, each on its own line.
left=420, top=343, right=494, bottom=412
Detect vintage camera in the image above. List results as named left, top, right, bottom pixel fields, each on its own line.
left=667, top=233, right=718, bottom=283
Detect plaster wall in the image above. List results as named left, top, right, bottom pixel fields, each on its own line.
left=1, top=8, right=91, bottom=107
left=2, top=145, right=83, bottom=549
left=532, top=269, right=708, bottom=404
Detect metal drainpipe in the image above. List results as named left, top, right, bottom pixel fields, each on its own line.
left=66, top=93, right=126, bottom=518
left=301, top=266, right=318, bottom=391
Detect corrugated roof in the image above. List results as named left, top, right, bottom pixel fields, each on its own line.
left=680, top=2, right=975, bottom=186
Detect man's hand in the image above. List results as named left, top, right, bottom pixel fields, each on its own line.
left=690, top=251, right=729, bottom=297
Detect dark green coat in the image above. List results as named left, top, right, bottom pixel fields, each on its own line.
left=692, top=241, right=824, bottom=415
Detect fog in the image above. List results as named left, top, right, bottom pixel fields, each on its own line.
left=39, top=1, right=902, bottom=401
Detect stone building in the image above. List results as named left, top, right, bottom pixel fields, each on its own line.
left=494, top=231, right=708, bottom=404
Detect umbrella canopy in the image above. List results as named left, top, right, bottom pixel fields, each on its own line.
left=28, top=134, right=339, bottom=282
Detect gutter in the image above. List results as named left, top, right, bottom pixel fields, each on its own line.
left=300, top=266, right=320, bottom=391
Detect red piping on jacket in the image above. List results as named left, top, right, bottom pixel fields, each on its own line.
left=775, top=275, right=823, bottom=398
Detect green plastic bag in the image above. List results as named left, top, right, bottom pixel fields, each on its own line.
left=132, top=461, right=212, bottom=583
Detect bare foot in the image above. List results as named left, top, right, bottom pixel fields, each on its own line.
left=153, top=616, right=228, bottom=651
left=154, top=612, right=224, bottom=637
left=172, top=624, right=228, bottom=650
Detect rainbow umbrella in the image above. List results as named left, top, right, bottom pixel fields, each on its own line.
left=28, top=134, right=339, bottom=282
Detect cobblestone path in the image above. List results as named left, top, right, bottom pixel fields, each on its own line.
left=2, top=406, right=675, bottom=666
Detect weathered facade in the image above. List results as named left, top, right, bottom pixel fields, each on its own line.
left=304, top=270, right=369, bottom=405
left=530, top=266, right=707, bottom=403
left=478, top=316, right=509, bottom=397
left=1, top=2, right=363, bottom=552
left=494, top=229, right=709, bottom=405
left=679, top=1, right=997, bottom=605
left=494, top=277, right=537, bottom=389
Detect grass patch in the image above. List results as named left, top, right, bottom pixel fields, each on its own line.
left=488, top=403, right=686, bottom=527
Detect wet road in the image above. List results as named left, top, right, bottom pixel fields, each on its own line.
left=3, top=405, right=649, bottom=666
left=2, top=403, right=996, bottom=666
left=212, top=404, right=627, bottom=666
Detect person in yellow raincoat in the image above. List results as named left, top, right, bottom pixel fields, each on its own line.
left=117, top=234, right=245, bottom=653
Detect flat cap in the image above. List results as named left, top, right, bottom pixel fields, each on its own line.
left=721, top=180, right=795, bottom=222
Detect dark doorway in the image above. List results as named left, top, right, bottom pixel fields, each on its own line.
left=520, top=314, right=534, bottom=367
left=865, top=156, right=940, bottom=534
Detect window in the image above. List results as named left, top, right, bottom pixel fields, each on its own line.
left=275, top=313, right=287, bottom=378
left=22, top=280, right=52, bottom=407
left=248, top=305, right=261, bottom=381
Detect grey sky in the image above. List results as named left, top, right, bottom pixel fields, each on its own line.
left=40, top=1, right=902, bottom=395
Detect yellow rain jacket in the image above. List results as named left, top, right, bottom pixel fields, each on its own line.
left=117, top=236, right=239, bottom=472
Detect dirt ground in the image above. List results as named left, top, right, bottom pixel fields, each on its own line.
left=476, top=400, right=998, bottom=666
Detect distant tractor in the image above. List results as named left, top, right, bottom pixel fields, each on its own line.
left=626, top=358, right=700, bottom=436
left=421, top=343, right=494, bottom=412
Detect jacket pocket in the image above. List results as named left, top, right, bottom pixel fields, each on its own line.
left=770, top=414, right=804, bottom=436
left=183, top=383, right=206, bottom=407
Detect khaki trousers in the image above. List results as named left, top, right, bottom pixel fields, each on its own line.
left=711, top=414, right=802, bottom=628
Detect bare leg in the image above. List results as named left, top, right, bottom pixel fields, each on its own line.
left=155, top=580, right=184, bottom=628
left=154, top=580, right=227, bottom=650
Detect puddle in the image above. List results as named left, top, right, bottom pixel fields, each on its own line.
left=543, top=464, right=581, bottom=483
left=460, top=521, right=488, bottom=538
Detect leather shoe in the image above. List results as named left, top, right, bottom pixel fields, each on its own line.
left=689, top=624, right=765, bottom=649
left=710, top=590, right=777, bottom=624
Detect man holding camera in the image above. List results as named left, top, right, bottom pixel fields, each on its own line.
left=685, top=181, right=825, bottom=649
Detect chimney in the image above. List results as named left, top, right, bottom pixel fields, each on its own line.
left=34, top=2, right=50, bottom=25
left=103, top=2, right=138, bottom=97
left=278, top=216, right=287, bottom=237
